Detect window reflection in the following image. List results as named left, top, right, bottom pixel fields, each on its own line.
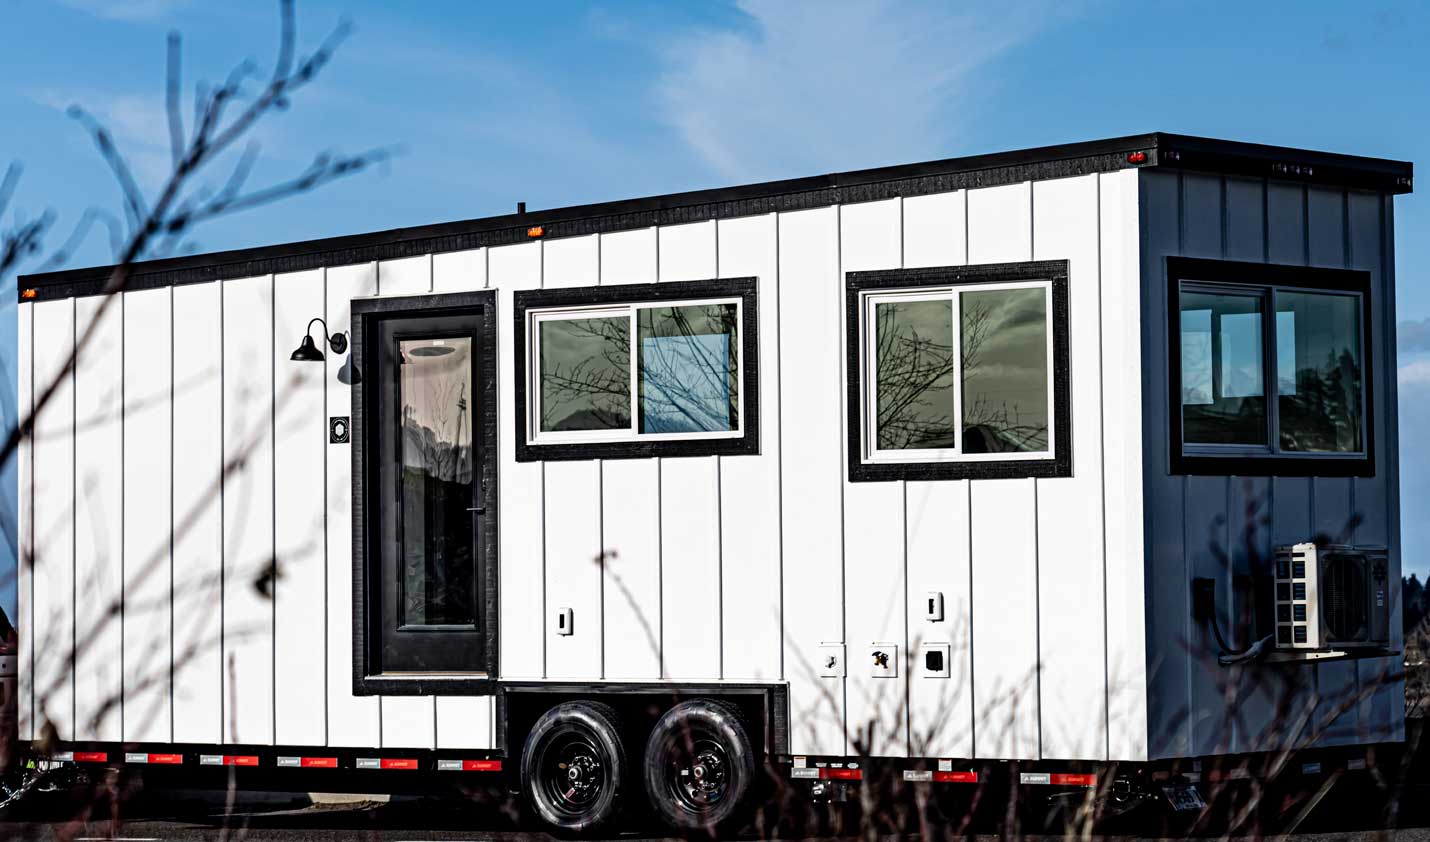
left=1277, top=292, right=1361, bottom=452
left=961, top=288, right=1049, bottom=453
left=637, top=304, right=739, bottom=434
left=873, top=299, right=956, bottom=450
left=539, top=317, right=631, bottom=432
left=1180, top=291, right=1267, bottom=446
left=399, top=337, right=475, bottom=628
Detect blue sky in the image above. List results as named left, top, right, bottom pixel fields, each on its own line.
left=1, top=0, right=1428, bottom=591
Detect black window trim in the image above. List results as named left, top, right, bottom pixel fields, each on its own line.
left=351, top=289, right=499, bottom=696
left=845, top=260, right=1072, bottom=483
left=513, top=277, right=760, bottom=462
left=1166, top=256, right=1375, bottom=478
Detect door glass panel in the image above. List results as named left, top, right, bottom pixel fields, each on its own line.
left=960, top=287, right=1049, bottom=453
left=539, top=316, right=631, bottom=432
left=637, top=303, right=739, bottom=433
left=1277, top=292, right=1362, bottom=452
left=872, top=298, right=956, bottom=450
left=399, top=336, right=475, bottom=627
left=1180, top=290, right=1267, bottom=445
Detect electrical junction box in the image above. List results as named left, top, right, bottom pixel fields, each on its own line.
left=920, top=642, right=951, bottom=678
left=818, top=643, right=845, bottom=678
left=869, top=643, right=898, bottom=678
left=925, top=591, right=944, bottom=622
left=556, top=607, right=574, bottom=636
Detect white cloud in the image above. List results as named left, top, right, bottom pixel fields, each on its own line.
left=1400, top=318, right=1430, bottom=354
left=656, top=0, right=1067, bottom=182
left=1402, top=357, right=1430, bottom=387
left=56, top=0, right=188, bottom=23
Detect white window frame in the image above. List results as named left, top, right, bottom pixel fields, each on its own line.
left=524, top=295, right=746, bottom=447
left=859, top=279, right=1056, bottom=466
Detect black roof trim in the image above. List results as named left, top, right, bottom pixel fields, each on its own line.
left=18, top=132, right=1413, bottom=301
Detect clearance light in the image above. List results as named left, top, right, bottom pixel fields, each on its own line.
left=1127, top=151, right=1148, bottom=164
left=527, top=226, right=545, bottom=238
left=21, top=289, right=36, bottom=299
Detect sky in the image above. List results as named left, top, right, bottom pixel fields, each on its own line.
left=0, top=0, right=1428, bottom=598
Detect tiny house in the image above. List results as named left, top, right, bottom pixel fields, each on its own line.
left=13, top=133, right=1411, bottom=830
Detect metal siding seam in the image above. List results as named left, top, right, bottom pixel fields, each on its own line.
left=1095, top=173, right=1110, bottom=761
left=963, top=189, right=976, bottom=757
left=714, top=222, right=723, bottom=680
left=834, top=204, right=848, bottom=753
left=1030, top=184, right=1042, bottom=760
left=169, top=285, right=176, bottom=742
left=774, top=212, right=785, bottom=682
left=271, top=273, right=277, bottom=744
left=70, top=298, right=77, bottom=736
left=322, top=267, right=330, bottom=746
left=596, top=234, right=605, bottom=682
left=119, top=293, right=126, bottom=737
left=897, top=196, right=910, bottom=755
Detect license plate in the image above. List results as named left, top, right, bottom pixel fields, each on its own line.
left=1162, top=783, right=1207, bottom=812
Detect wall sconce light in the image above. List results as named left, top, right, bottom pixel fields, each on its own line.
left=292, top=317, right=360, bottom=384
left=291, top=317, right=348, bottom=362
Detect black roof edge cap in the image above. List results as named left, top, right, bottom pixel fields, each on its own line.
left=17, top=132, right=1412, bottom=301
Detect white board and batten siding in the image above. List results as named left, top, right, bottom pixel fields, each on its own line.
left=14, top=175, right=1148, bottom=762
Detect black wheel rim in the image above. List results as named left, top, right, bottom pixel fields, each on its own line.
left=668, top=735, right=732, bottom=814
left=540, top=733, right=607, bottom=817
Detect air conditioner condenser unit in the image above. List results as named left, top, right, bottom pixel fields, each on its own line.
left=1273, top=543, right=1390, bottom=651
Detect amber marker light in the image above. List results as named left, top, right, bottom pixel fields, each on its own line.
left=526, top=226, right=545, bottom=238
left=21, top=289, right=37, bottom=299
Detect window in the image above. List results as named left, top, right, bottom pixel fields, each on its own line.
left=515, top=277, right=759, bottom=461
left=846, top=261, right=1071, bottom=482
left=1168, top=257, right=1373, bottom=476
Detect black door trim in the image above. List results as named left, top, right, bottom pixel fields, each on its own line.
left=352, top=290, right=499, bottom=696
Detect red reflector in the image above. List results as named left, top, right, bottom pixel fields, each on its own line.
left=820, top=768, right=862, bottom=780
left=934, top=770, right=978, bottom=783
left=74, top=752, right=108, bottom=763
left=1050, top=773, right=1097, bottom=787
left=1127, top=151, right=1148, bottom=164
left=225, top=755, right=260, bottom=766
left=148, top=754, right=183, bottom=765
left=465, top=759, right=502, bottom=772
left=381, top=758, right=419, bottom=770
left=302, top=757, right=339, bottom=768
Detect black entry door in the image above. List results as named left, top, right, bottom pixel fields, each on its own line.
left=375, top=313, right=486, bottom=672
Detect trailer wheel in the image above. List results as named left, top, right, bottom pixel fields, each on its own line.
left=520, top=701, right=627, bottom=834
left=643, top=698, right=755, bottom=831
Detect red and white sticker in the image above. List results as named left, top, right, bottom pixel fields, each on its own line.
left=51, top=751, right=108, bottom=763
left=199, top=755, right=259, bottom=766
left=125, top=753, right=183, bottom=765
left=356, top=758, right=419, bottom=770
left=277, top=756, right=338, bottom=768
left=437, top=759, right=502, bottom=772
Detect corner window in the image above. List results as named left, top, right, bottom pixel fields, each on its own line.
left=1168, top=257, right=1373, bottom=476
left=515, top=277, right=758, bottom=461
left=846, top=261, right=1071, bottom=482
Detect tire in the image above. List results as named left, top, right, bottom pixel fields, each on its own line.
left=520, top=701, right=627, bottom=834
left=643, top=698, right=756, bottom=832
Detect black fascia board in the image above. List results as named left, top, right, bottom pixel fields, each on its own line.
left=18, top=132, right=1412, bottom=302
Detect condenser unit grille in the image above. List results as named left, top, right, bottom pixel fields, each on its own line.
left=1321, top=551, right=1369, bottom=642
